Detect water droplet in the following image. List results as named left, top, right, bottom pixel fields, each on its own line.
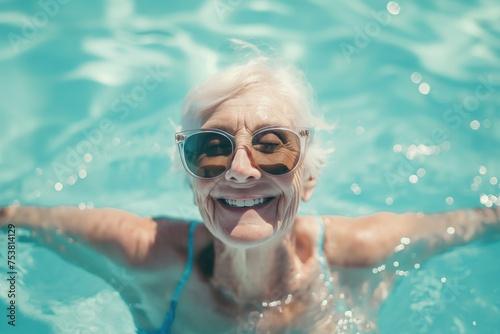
left=385, top=197, right=394, bottom=205
left=445, top=197, right=454, bottom=205
left=440, top=277, right=446, bottom=283
left=447, top=227, right=455, bottom=235
left=490, top=177, right=498, bottom=185
left=79, top=169, right=88, bottom=179
left=410, top=72, right=422, bottom=84
left=406, top=144, right=418, bottom=159
left=393, top=144, right=402, bottom=153
left=470, top=120, right=480, bottom=130
left=351, top=183, right=362, bottom=195
left=55, top=182, right=63, bottom=191
left=417, top=168, right=426, bottom=177
left=84, top=153, right=93, bottom=163
left=67, top=175, right=77, bottom=185
left=418, top=82, right=430, bottom=94
left=479, top=166, right=487, bottom=175
left=480, top=194, right=489, bottom=204
left=409, top=175, right=418, bottom=183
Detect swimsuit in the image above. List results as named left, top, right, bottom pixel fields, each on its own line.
left=137, top=221, right=197, bottom=334
left=137, top=217, right=332, bottom=333
left=316, top=216, right=335, bottom=294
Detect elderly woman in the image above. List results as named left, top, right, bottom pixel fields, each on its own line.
left=1, top=57, right=499, bottom=334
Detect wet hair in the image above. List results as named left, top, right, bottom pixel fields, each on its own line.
left=180, top=42, right=331, bottom=180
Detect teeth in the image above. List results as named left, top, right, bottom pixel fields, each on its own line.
left=224, top=198, right=267, bottom=207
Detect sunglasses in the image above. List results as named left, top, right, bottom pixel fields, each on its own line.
left=175, top=127, right=312, bottom=179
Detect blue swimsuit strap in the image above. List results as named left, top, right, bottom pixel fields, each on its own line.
left=137, top=221, right=197, bottom=334
left=316, top=216, right=335, bottom=295
left=316, top=216, right=348, bottom=314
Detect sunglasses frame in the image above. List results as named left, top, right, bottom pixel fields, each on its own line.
left=175, top=126, right=312, bottom=179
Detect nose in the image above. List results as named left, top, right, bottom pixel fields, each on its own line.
left=225, top=146, right=261, bottom=182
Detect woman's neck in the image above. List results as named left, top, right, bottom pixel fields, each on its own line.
left=209, top=229, right=308, bottom=308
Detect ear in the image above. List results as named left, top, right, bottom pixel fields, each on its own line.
left=301, top=175, right=318, bottom=202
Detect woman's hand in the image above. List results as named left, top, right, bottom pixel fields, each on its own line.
left=0, top=206, right=18, bottom=226
left=0, top=207, right=5, bottom=223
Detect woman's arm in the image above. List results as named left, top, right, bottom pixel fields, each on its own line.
left=1, top=205, right=157, bottom=267
left=324, top=207, right=500, bottom=267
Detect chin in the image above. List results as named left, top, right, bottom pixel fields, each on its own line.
left=218, top=223, right=276, bottom=248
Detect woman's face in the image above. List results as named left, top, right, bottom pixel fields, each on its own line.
left=190, top=87, right=307, bottom=248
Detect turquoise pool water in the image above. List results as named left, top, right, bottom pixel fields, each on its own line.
left=0, top=0, right=499, bottom=333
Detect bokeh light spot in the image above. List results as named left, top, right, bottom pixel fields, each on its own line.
left=410, top=72, right=422, bottom=83
left=418, top=82, right=430, bottom=94
left=387, top=2, right=400, bottom=15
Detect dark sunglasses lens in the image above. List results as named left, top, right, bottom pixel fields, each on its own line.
left=251, top=129, right=301, bottom=175
left=184, top=132, right=233, bottom=178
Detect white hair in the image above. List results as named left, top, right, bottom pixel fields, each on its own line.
left=181, top=50, right=331, bottom=180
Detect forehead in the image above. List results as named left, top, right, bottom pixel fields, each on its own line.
left=200, top=88, right=295, bottom=132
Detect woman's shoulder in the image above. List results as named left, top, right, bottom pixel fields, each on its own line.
left=148, top=217, right=214, bottom=261
left=295, top=214, right=373, bottom=267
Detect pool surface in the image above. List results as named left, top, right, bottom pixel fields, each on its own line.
left=1, top=0, right=499, bottom=333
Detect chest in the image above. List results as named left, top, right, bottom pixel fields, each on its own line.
left=130, top=268, right=345, bottom=334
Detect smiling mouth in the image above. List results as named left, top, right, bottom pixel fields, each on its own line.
left=219, top=197, right=274, bottom=208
